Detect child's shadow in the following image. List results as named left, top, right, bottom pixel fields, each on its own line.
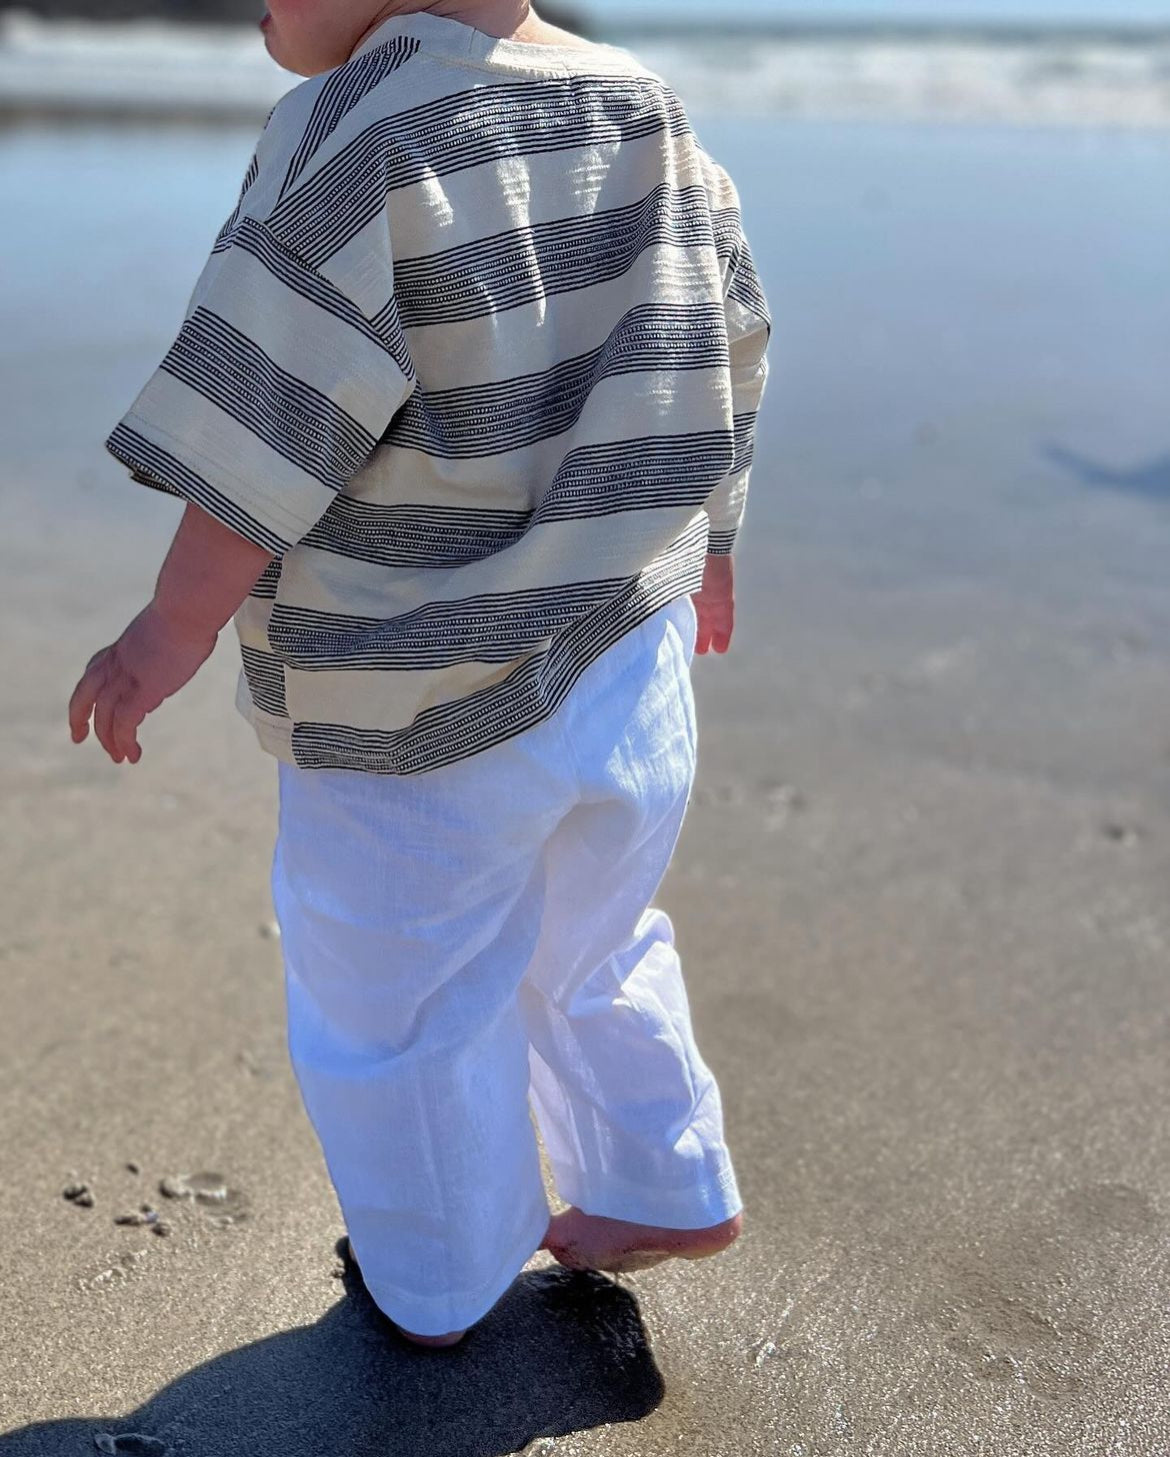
left=0, top=1251, right=664, bottom=1456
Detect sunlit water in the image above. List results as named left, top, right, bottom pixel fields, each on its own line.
left=2, top=15, right=1170, bottom=126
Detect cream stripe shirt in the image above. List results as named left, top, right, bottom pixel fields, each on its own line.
left=106, top=10, right=771, bottom=776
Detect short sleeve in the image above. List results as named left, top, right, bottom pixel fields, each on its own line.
left=105, top=204, right=415, bottom=557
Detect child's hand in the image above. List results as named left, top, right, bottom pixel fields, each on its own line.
left=68, top=603, right=217, bottom=765
left=691, top=553, right=735, bottom=654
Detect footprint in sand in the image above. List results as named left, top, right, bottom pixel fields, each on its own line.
left=761, top=782, right=806, bottom=830
left=931, top=1260, right=1100, bottom=1400
left=691, top=781, right=745, bottom=809
left=1058, top=1181, right=1158, bottom=1237
left=235, top=1048, right=277, bottom=1080
left=692, top=779, right=806, bottom=830
left=1099, top=820, right=1143, bottom=847
left=158, top=1171, right=249, bottom=1228
left=77, top=1249, right=150, bottom=1293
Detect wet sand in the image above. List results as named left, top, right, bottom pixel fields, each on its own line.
left=3, top=117, right=1170, bottom=1454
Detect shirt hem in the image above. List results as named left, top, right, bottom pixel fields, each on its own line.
left=233, top=518, right=709, bottom=775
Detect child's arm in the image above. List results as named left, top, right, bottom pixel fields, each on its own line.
left=68, top=502, right=275, bottom=765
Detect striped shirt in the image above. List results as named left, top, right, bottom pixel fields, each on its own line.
left=105, top=10, right=771, bottom=776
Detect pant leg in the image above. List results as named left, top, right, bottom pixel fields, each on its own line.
left=519, top=594, right=744, bottom=1229
left=269, top=732, right=572, bottom=1337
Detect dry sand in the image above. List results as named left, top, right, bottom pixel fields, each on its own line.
left=2, top=116, right=1170, bottom=1454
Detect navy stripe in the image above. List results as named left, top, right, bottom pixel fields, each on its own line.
left=706, top=528, right=738, bottom=554
left=159, top=308, right=377, bottom=494
left=212, top=152, right=260, bottom=256
left=268, top=74, right=692, bottom=267
left=384, top=303, right=730, bottom=460
left=302, top=497, right=528, bottom=569
left=241, top=645, right=289, bottom=717
left=268, top=577, right=628, bottom=671
left=300, top=428, right=733, bottom=568
left=281, top=37, right=420, bottom=196
left=710, top=205, right=742, bottom=268
left=535, top=429, right=735, bottom=523
left=728, top=238, right=771, bottom=326
left=393, top=183, right=716, bottom=328
left=730, top=411, right=757, bottom=476
left=249, top=558, right=283, bottom=599
left=128, top=467, right=184, bottom=501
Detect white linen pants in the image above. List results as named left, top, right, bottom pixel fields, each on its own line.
left=269, top=593, right=743, bottom=1336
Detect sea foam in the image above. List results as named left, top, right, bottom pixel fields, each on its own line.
left=1, top=12, right=1168, bottom=126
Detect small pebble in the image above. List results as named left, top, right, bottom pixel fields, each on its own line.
left=126, top=1162, right=141, bottom=1175
left=74, top=1192, right=95, bottom=1209
left=152, top=1221, right=173, bottom=1238
left=113, top=1207, right=160, bottom=1227
left=63, top=1182, right=89, bottom=1201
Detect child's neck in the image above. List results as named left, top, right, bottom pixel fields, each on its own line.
left=351, top=0, right=546, bottom=57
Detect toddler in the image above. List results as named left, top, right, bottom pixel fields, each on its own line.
left=68, top=0, right=770, bottom=1348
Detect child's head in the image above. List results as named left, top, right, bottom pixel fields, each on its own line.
left=261, top=1, right=448, bottom=77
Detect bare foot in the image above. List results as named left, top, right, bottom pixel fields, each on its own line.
left=396, top=1325, right=467, bottom=1349
left=340, top=1237, right=467, bottom=1348
left=540, top=1207, right=743, bottom=1273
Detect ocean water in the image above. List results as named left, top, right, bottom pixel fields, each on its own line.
left=646, top=31, right=1170, bottom=124
left=599, top=0, right=1170, bottom=24
left=1, top=10, right=1170, bottom=125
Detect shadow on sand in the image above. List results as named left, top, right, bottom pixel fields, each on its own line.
left=1043, top=443, right=1170, bottom=502
left=0, top=1244, right=664, bottom=1456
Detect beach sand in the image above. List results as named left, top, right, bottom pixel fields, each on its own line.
left=2, top=116, right=1170, bottom=1454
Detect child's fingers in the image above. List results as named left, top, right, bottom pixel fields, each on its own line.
left=68, top=651, right=111, bottom=742
left=708, top=595, right=734, bottom=653
left=113, top=695, right=147, bottom=764
left=93, top=681, right=127, bottom=763
left=710, top=609, right=733, bottom=653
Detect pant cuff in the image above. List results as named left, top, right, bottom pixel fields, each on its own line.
left=552, top=1153, right=743, bottom=1230
left=355, top=1196, right=552, bottom=1337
